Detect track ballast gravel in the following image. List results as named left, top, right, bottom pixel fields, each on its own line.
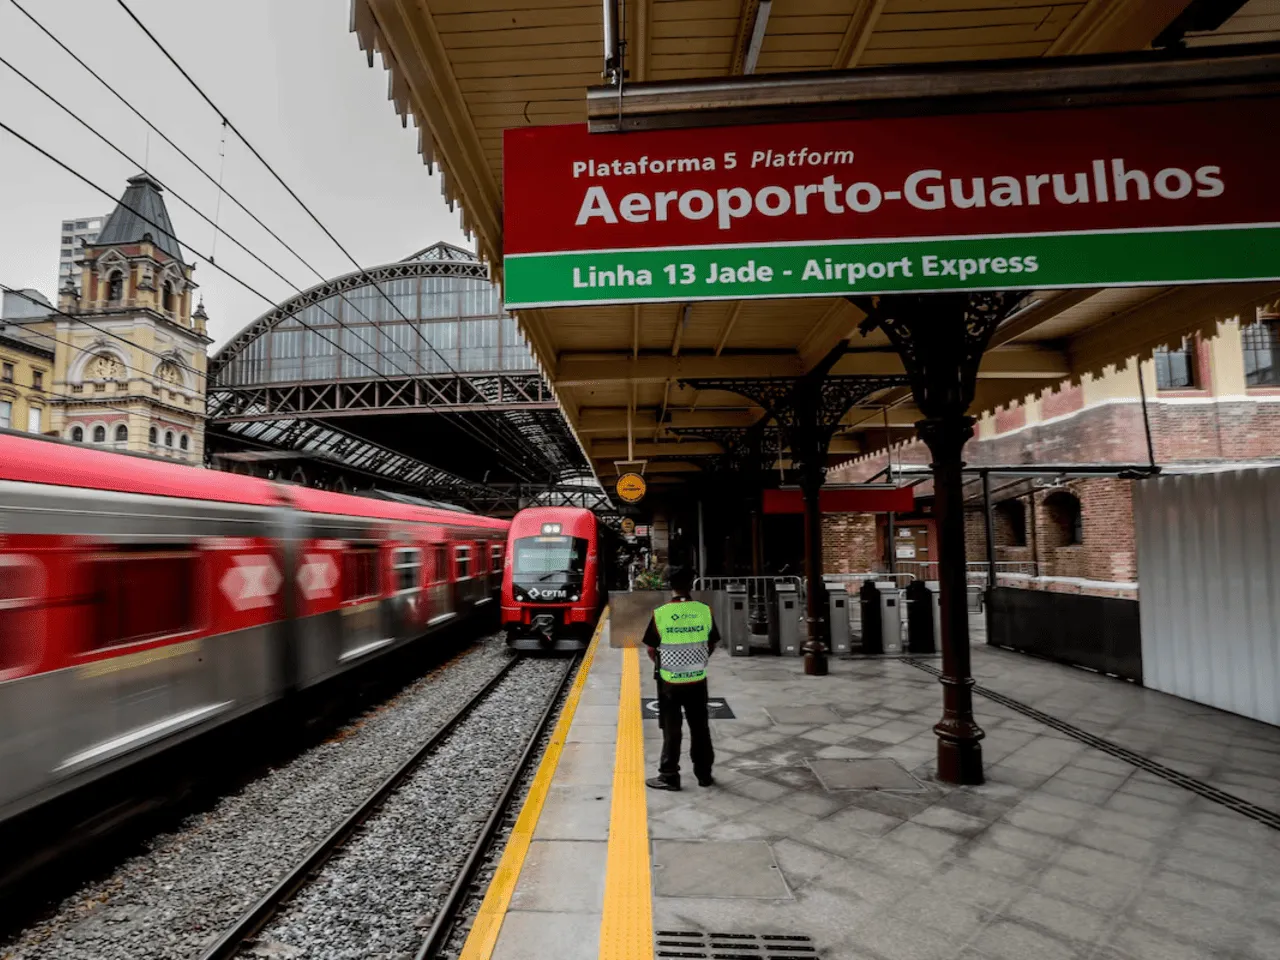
left=0, top=638, right=519, bottom=960
left=243, top=656, right=569, bottom=960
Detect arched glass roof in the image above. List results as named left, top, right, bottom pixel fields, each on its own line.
left=210, top=242, right=536, bottom=386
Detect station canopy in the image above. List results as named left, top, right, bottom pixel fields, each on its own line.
left=349, top=0, right=1280, bottom=493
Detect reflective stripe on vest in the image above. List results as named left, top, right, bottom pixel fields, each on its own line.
left=655, top=599, right=712, bottom=684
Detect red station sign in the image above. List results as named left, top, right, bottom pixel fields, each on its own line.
left=502, top=97, right=1280, bottom=308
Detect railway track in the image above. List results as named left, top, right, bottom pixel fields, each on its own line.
left=199, top=655, right=578, bottom=960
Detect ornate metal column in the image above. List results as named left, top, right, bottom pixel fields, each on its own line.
left=853, top=292, right=1025, bottom=785
left=684, top=357, right=907, bottom=677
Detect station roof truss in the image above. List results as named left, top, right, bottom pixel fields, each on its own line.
left=350, top=1, right=1280, bottom=490
left=208, top=242, right=600, bottom=507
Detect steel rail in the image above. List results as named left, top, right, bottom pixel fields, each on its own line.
left=198, top=656, right=522, bottom=960
left=415, top=654, right=580, bottom=960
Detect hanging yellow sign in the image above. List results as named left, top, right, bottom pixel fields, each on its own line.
left=620, top=518, right=636, bottom=535
left=616, top=472, right=647, bottom=503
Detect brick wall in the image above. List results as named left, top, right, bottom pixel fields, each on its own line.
left=832, top=396, right=1278, bottom=586
left=821, top=513, right=878, bottom=573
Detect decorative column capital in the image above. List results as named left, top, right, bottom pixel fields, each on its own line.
left=915, top=415, right=976, bottom=464
left=851, top=292, right=1025, bottom=418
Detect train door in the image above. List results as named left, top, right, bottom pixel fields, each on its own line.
left=427, top=534, right=454, bottom=625
left=390, top=541, right=425, bottom=640
left=338, top=540, right=385, bottom=662
left=488, top=541, right=504, bottom=602
left=454, top=541, right=475, bottom=609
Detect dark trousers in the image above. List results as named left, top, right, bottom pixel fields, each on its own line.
left=657, top=678, right=714, bottom=782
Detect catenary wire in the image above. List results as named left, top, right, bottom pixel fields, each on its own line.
left=0, top=51, right=425, bottom=383
left=5, top=0, right=543, bottom=476
left=0, top=122, right=537, bottom=479
left=107, top=0, right=543, bottom=466
left=2, top=284, right=207, bottom=383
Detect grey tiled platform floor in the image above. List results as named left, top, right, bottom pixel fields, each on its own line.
left=644, top=620, right=1280, bottom=960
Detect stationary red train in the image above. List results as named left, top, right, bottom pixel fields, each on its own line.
left=500, top=506, right=610, bottom=651
left=0, top=430, right=509, bottom=826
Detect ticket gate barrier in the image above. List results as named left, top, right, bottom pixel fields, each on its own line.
left=904, top=579, right=937, bottom=654
left=825, top=579, right=852, bottom=655
left=776, top=582, right=803, bottom=656
left=859, top=579, right=883, bottom=654
left=726, top=583, right=751, bottom=656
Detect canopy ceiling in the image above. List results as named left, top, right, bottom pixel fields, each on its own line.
left=349, top=0, right=1280, bottom=489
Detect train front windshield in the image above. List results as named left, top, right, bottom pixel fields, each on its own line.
left=513, top=536, right=588, bottom=583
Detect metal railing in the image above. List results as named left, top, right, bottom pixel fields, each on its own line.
left=694, top=575, right=805, bottom=633
left=694, top=575, right=804, bottom=605
left=891, top=561, right=1039, bottom=583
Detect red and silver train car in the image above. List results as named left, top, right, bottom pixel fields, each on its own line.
left=0, top=431, right=509, bottom=826
left=500, top=506, right=609, bottom=651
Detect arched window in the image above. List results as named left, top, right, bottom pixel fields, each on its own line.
left=106, top=270, right=124, bottom=304
left=994, top=500, right=1027, bottom=547
left=164, top=430, right=174, bottom=448
left=149, top=425, right=158, bottom=444
left=114, top=424, right=128, bottom=443
left=163, top=281, right=175, bottom=314
left=1043, top=492, right=1084, bottom=547
left=71, top=425, right=84, bottom=442
left=180, top=434, right=189, bottom=451
left=92, top=425, right=106, bottom=443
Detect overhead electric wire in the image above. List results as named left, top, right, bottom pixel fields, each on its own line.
left=108, top=0, right=544, bottom=470
left=2, top=1, right=463, bottom=415
left=0, top=51, right=430, bottom=386
left=0, top=124, right=535, bottom=480
left=6, top=0, right=544, bottom=477
left=2, top=284, right=207, bottom=384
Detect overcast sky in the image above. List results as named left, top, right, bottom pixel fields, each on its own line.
left=0, top=0, right=467, bottom=348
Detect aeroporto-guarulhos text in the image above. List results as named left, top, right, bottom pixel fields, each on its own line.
left=572, top=157, right=1224, bottom=230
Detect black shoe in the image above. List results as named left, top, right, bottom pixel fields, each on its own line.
left=697, top=775, right=715, bottom=787
left=646, top=776, right=681, bottom=791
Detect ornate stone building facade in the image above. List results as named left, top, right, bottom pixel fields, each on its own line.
left=41, top=174, right=210, bottom=460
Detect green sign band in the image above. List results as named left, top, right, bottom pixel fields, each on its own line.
left=504, top=224, right=1280, bottom=307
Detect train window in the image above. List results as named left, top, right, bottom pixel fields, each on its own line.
left=432, top=546, right=447, bottom=583
left=0, top=556, right=40, bottom=673
left=343, top=547, right=380, bottom=602
left=491, top=544, right=503, bottom=573
left=392, top=548, right=422, bottom=593
left=89, top=547, right=197, bottom=649
left=455, top=545, right=471, bottom=580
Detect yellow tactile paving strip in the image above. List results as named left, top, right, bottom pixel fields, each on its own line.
left=455, top=611, right=606, bottom=960
left=598, top=645, right=654, bottom=960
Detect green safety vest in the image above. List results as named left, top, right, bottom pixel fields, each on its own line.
left=654, top=600, right=712, bottom=684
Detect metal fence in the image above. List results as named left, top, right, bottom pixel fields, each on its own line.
left=694, top=575, right=805, bottom=609
left=893, top=561, right=1039, bottom=583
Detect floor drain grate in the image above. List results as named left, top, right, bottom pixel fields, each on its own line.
left=900, top=658, right=1280, bottom=832
left=656, top=931, right=818, bottom=959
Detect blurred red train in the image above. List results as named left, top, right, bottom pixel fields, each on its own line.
left=501, top=506, right=610, bottom=651
left=0, top=430, right=509, bottom=826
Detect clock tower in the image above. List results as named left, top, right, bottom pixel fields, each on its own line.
left=44, top=173, right=211, bottom=460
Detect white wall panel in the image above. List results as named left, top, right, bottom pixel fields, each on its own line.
left=1135, top=468, right=1280, bottom=726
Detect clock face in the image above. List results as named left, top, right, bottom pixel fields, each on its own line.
left=91, top=354, right=123, bottom=379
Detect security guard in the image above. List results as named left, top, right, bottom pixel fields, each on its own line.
left=642, top=566, right=719, bottom=790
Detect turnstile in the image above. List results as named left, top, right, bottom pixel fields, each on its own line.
left=904, top=579, right=936, bottom=654
left=825, top=580, right=852, bottom=655
left=877, top=582, right=903, bottom=653
left=726, top=583, right=751, bottom=656
left=776, top=582, right=803, bottom=656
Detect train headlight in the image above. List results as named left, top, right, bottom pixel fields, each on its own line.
left=570, top=594, right=579, bottom=601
